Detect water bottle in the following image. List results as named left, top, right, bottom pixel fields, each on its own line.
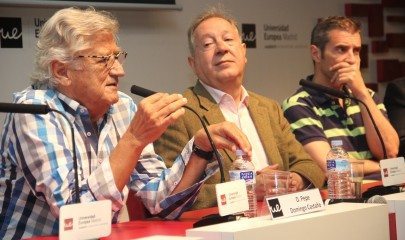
left=326, top=140, right=353, bottom=199
left=229, top=149, right=257, bottom=218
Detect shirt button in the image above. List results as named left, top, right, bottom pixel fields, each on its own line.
left=174, top=181, right=178, bottom=186
left=86, top=132, right=91, bottom=136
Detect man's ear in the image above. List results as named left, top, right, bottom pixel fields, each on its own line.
left=188, top=56, right=196, bottom=74
left=310, top=45, right=322, bottom=63
left=51, top=60, right=70, bottom=86
left=241, top=42, right=247, bottom=64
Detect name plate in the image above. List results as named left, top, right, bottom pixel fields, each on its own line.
left=380, top=157, right=405, bottom=186
left=59, top=200, right=112, bottom=240
left=265, top=188, right=324, bottom=219
left=215, top=180, right=249, bottom=216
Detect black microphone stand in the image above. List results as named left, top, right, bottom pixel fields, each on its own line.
left=0, top=103, right=81, bottom=203
left=299, top=81, right=401, bottom=198
left=181, top=106, right=238, bottom=228
left=130, top=85, right=225, bottom=182
left=299, top=80, right=387, bottom=159
left=182, top=105, right=225, bottom=183
left=130, top=85, right=237, bottom=227
left=345, top=96, right=387, bottom=159
left=181, top=105, right=240, bottom=228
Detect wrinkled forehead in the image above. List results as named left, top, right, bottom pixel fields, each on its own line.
left=74, top=31, right=119, bottom=55
left=326, top=29, right=361, bottom=47
left=194, top=17, right=239, bottom=38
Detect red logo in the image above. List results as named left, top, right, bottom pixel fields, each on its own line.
left=64, top=218, right=73, bottom=231
left=383, top=168, right=389, bottom=178
left=220, top=194, right=227, bottom=205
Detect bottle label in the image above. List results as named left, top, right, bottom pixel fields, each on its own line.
left=327, top=158, right=349, bottom=171
left=229, top=170, right=256, bottom=184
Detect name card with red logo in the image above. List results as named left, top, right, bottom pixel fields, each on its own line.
left=59, top=200, right=111, bottom=240
left=215, top=180, right=249, bottom=216
left=380, top=157, right=405, bottom=186
left=265, top=188, right=324, bottom=219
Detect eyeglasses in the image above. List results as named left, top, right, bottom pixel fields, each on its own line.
left=76, top=51, right=127, bottom=69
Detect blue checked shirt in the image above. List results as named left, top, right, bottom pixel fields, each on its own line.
left=0, top=87, right=218, bottom=239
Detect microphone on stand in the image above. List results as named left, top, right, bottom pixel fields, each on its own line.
left=0, top=102, right=80, bottom=203
left=298, top=80, right=350, bottom=99
left=130, top=85, right=225, bottom=183
left=325, top=195, right=387, bottom=205
left=131, top=85, right=238, bottom=227
left=299, top=79, right=387, bottom=159
left=0, top=102, right=51, bottom=114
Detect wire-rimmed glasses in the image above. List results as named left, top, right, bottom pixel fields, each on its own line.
left=76, top=51, right=127, bottom=69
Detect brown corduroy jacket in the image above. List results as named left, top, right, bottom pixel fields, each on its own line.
left=154, top=81, right=325, bottom=210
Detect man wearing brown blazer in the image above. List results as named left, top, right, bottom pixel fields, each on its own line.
left=154, top=7, right=324, bottom=210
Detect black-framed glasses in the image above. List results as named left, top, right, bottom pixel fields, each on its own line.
left=76, top=51, right=127, bottom=69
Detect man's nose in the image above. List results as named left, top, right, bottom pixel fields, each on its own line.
left=215, top=40, right=230, bottom=54
left=110, top=60, right=125, bottom=77
left=345, top=51, right=357, bottom=64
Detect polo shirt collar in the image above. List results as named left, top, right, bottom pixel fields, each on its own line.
left=302, top=74, right=334, bottom=105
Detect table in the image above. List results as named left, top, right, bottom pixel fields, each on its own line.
left=26, top=220, right=195, bottom=240
left=25, top=181, right=385, bottom=239
left=319, top=179, right=383, bottom=199
left=187, top=203, right=390, bottom=240
left=26, top=207, right=215, bottom=240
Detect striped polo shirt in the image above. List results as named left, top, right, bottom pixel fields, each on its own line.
left=282, top=75, right=387, bottom=160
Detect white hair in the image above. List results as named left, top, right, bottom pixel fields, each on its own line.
left=31, top=7, right=119, bottom=87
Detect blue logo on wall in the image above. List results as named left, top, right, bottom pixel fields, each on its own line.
left=0, top=17, right=23, bottom=48
left=242, top=23, right=256, bottom=48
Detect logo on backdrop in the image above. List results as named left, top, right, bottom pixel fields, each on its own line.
left=0, top=17, right=23, bottom=48
left=263, top=23, right=304, bottom=49
left=268, top=198, right=284, bottom=217
left=241, top=23, right=256, bottom=48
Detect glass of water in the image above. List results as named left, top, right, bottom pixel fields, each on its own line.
left=349, top=161, right=364, bottom=199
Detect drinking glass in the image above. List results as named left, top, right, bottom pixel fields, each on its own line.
left=258, top=171, right=290, bottom=216
left=349, top=161, right=364, bottom=199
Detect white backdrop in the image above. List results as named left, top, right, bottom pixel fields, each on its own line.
left=0, top=0, right=403, bottom=128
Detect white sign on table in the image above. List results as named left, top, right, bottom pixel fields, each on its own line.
left=59, top=200, right=112, bottom=240
left=265, top=188, right=325, bottom=219
left=380, top=157, right=405, bottom=186
left=215, top=179, right=249, bottom=216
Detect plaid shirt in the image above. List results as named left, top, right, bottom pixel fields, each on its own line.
left=0, top=87, right=216, bottom=239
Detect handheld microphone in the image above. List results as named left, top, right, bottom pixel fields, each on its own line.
left=130, top=85, right=225, bottom=183
left=1, top=102, right=80, bottom=203
left=299, top=80, right=387, bottom=159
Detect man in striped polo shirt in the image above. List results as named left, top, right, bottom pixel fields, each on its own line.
left=282, top=16, right=399, bottom=177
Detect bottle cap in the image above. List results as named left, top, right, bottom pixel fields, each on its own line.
left=331, top=140, right=343, bottom=147
left=235, top=149, right=245, bottom=157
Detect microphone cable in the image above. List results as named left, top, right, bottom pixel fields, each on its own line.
left=299, top=80, right=387, bottom=159
left=0, top=102, right=80, bottom=203
left=50, top=108, right=80, bottom=203
left=130, top=85, right=225, bottom=183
